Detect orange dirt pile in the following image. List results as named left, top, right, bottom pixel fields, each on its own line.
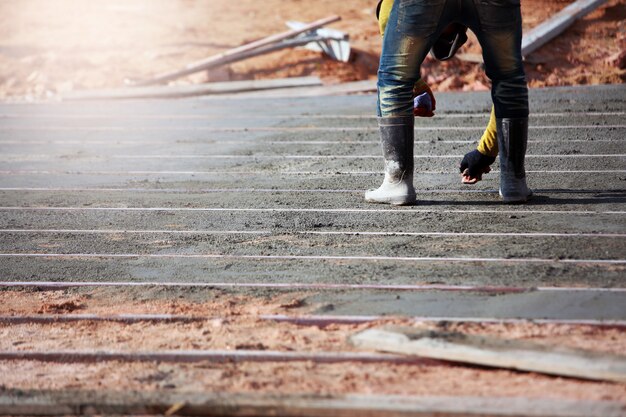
left=0, top=0, right=623, bottom=100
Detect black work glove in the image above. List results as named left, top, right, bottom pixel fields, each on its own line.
left=460, top=150, right=496, bottom=184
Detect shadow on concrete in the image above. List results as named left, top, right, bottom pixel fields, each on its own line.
left=420, top=192, right=626, bottom=206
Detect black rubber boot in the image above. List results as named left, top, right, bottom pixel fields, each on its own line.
left=365, top=116, right=416, bottom=205
left=497, top=118, right=532, bottom=203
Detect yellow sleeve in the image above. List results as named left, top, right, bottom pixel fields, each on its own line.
left=379, top=0, right=394, bottom=35
left=477, top=106, right=499, bottom=157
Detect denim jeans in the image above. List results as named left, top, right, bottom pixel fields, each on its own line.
left=377, top=0, right=529, bottom=119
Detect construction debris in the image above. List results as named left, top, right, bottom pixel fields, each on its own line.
left=285, top=21, right=351, bottom=63
left=350, top=327, right=626, bottom=383
left=131, top=15, right=344, bottom=87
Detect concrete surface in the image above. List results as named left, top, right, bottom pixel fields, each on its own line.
left=0, top=85, right=624, bottom=320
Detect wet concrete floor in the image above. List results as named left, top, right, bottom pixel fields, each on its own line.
left=0, top=85, right=625, bottom=320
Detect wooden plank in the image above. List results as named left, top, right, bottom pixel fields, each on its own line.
left=521, top=0, right=609, bottom=56
left=132, top=15, right=341, bottom=86
left=0, top=390, right=623, bottom=417
left=350, top=327, right=626, bottom=383
left=63, top=77, right=323, bottom=100
left=225, top=79, right=376, bottom=99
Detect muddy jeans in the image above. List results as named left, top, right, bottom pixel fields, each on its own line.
left=377, top=0, right=529, bottom=119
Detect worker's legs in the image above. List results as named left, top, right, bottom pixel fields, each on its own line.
left=464, top=0, right=532, bottom=202
left=367, top=0, right=447, bottom=205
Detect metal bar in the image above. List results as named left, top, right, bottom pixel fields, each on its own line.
left=3, top=313, right=625, bottom=328
left=0, top=350, right=430, bottom=365
left=0, top=314, right=204, bottom=324
left=133, top=15, right=341, bottom=86
left=1, top=281, right=624, bottom=293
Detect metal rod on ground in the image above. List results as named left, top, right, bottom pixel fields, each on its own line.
left=2, top=314, right=624, bottom=328
left=0, top=350, right=430, bottom=365
left=0, top=314, right=205, bottom=324
left=200, top=35, right=333, bottom=69
left=521, top=0, right=609, bottom=56
left=132, top=15, right=341, bottom=86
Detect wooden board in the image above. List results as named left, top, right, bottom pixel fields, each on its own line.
left=350, top=327, right=626, bottom=383
left=133, top=15, right=341, bottom=86
left=63, top=77, right=323, bottom=100
left=224, top=79, right=377, bottom=99
left=0, top=390, right=623, bottom=417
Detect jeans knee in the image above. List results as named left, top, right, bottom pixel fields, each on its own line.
left=378, top=82, right=414, bottom=117
left=377, top=38, right=425, bottom=117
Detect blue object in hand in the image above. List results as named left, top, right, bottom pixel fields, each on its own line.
left=414, top=91, right=433, bottom=112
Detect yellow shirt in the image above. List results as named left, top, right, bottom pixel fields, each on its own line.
left=378, top=0, right=393, bottom=35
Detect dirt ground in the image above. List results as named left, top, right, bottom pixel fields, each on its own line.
left=1, top=288, right=625, bottom=401
left=0, top=0, right=624, bottom=100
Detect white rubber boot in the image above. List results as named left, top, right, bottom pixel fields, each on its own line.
left=497, top=118, right=532, bottom=203
left=365, top=116, right=416, bottom=206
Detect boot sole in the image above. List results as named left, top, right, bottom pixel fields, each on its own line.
left=501, top=191, right=533, bottom=204
left=364, top=195, right=417, bottom=206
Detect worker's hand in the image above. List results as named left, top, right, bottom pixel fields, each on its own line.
left=413, top=81, right=436, bottom=117
left=460, top=149, right=496, bottom=184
